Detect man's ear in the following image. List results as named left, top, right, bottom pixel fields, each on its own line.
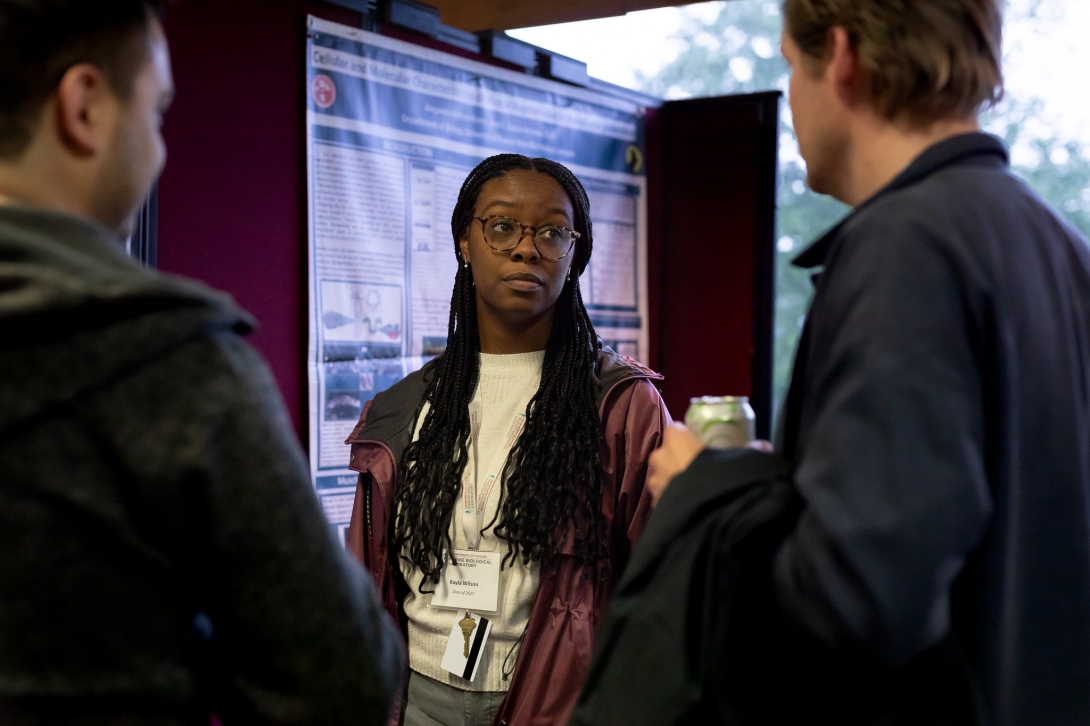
left=54, top=63, right=117, bottom=158
left=828, top=26, right=865, bottom=106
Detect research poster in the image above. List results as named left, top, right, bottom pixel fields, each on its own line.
left=304, top=16, right=650, bottom=538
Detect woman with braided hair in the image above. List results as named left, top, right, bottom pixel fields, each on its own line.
left=345, top=154, right=669, bottom=726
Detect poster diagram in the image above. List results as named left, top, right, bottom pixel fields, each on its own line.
left=321, top=280, right=401, bottom=344
left=305, top=16, right=649, bottom=538
left=319, top=280, right=402, bottom=425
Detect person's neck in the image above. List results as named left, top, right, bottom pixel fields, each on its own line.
left=476, top=302, right=553, bottom=355
left=0, top=146, right=95, bottom=222
left=0, top=173, right=35, bottom=209
left=838, top=114, right=980, bottom=208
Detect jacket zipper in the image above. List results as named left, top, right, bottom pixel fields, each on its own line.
left=365, top=472, right=373, bottom=542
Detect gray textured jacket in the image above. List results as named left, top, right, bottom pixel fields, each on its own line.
left=776, top=133, right=1090, bottom=724
left=0, top=206, right=403, bottom=724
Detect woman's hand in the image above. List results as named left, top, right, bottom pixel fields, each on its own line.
left=647, top=423, right=706, bottom=505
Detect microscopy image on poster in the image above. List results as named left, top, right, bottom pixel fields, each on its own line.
left=305, top=16, right=650, bottom=536
left=318, top=280, right=402, bottom=432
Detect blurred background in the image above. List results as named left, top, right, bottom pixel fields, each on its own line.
left=510, top=0, right=1090, bottom=418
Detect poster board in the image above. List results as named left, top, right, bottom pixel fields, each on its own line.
left=304, top=16, right=650, bottom=537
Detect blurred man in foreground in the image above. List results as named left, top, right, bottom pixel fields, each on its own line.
left=647, top=0, right=1090, bottom=723
left=0, top=2, right=402, bottom=723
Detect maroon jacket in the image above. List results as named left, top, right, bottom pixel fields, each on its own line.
left=344, top=347, right=670, bottom=726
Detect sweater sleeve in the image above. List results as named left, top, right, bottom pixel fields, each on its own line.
left=774, top=210, right=993, bottom=667
left=175, top=331, right=405, bottom=724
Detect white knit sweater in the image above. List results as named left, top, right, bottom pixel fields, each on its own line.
left=401, top=350, right=544, bottom=692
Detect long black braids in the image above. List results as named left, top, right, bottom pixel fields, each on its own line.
left=392, top=154, right=607, bottom=588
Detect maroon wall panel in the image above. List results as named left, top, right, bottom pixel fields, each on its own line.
left=651, top=93, right=778, bottom=430
left=158, top=1, right=361, bottom=440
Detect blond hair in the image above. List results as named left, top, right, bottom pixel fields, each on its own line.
left=783, top=0, right=1003, bottom=124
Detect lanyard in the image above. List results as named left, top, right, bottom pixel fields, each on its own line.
left=461, top=388, right=534, bottom=550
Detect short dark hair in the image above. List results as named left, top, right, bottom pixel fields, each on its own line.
left=783, top=0, right=1003, bottom=124
left=0, top=0, right=165, bottom=158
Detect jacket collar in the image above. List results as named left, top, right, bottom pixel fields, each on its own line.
left=792, top=132, right=1009, bottom=270
left=595, top=343, right=663, bottom=406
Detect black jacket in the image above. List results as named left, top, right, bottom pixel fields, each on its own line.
left=776, top=133, right=1090, bottom=725
left=0, top=206, right=403, bottom=724
left=569, top=448, right=798, bottom=726
left=570, top=447, right=981, bottom=726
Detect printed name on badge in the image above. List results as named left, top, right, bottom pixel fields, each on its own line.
left=430, top=549, right=501, bottom=613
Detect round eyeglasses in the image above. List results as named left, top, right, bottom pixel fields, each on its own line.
left=473, top=216, right=580, bottom=261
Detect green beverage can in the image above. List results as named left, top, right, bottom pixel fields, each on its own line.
left=684, top=396, right=756, bottom=449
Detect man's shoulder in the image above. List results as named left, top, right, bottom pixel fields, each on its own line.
left=96, top=320, right=285, bottom=434
left=858, top=159, right=1015, bottom=230
left=21, top=319, right=303, bottom=504
left=832, top=157, right=1080, bottom=279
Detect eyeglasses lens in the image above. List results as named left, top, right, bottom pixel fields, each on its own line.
left=485, top=217, right=571, bottom=258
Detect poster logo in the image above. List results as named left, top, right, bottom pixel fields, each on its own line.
left=312, top=74, right=336, bottom=109
left=625, top=144, right=644, bottom=173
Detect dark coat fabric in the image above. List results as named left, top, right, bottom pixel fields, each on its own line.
left=775, top=133, right=1090, bottom=725
left=0, top=206, right=403, bottom=725
left=568, top=448, right=798, bottom=726
left=570, top=447, right=982, bottom=726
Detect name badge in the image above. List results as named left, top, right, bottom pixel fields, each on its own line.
left=430, top=549, right=501, bottom=613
